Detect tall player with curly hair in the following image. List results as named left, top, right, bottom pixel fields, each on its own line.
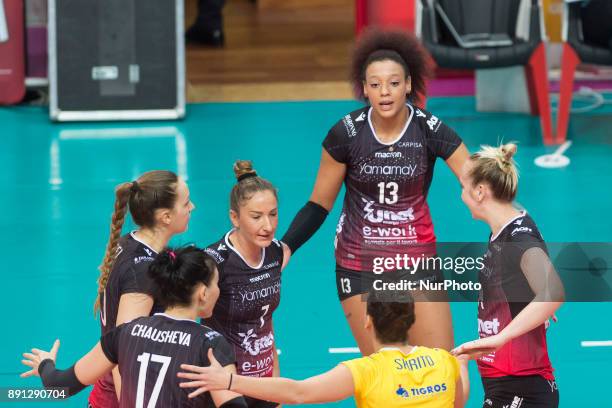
left=281, top=29, right=470, bottom=354
left=89, top=171, right=195, bottom=407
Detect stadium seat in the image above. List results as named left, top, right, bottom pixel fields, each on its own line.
left=556, top=0, right=612, bottom=143
left=417, top=0, right=554, bottom=145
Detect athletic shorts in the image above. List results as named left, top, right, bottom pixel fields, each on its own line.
left=482, top=375, right=559, bottom=408
left=335, top=264, right=444, bottom=302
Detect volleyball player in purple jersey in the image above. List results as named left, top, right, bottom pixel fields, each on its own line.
left=90, top=171, right=195, bottom=407
left=452, top=143, right=563, bottom=407
left=21, top=246, right=248, bottom=407
left=204, top=161, right=290, bottom=407
left=281, top=29, right=470, bottom=354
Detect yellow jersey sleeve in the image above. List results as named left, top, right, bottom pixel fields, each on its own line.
left=440, top=349, right=461, bottom=382
left=341, top=356, right=376, bottom=399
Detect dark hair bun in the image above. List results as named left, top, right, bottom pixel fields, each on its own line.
left=147, top=246, right=216, bottom=308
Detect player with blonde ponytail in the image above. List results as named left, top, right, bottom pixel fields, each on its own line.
left=90, top=170, right=195, bottom=408
left=453, top=143, right=564, bottom=407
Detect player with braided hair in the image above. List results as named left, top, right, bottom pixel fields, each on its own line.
left=21, top=246, right=247, bottom=407
left=90, top=170, right=195, bottom=407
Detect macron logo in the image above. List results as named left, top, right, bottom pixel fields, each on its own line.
left=217, top=244, right=227, bottom=251
left=355, top=112, right=366, bottom=122
left=514, top=219, right=523, bottom=226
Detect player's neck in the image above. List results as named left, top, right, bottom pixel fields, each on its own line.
left=135, top=227, right=171, bottom=253
left=371, top=105, right=408, bottom=142
left=230, top=230, right=263, bottom=266
left=374, top=338, right=415, bottom=355
left=163, top=305, right=199, bottom=321
left=485, top=203, right=522, bottom=238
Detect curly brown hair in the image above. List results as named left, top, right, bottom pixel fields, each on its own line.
left=351, top=28, right=433, bottom=103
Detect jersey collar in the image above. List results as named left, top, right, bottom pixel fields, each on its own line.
left=368, top=103, right=414, bottom=146
left=490, top=210, right=527, bottom=242
left=224, top=229, right=266, bottom=270
left=130, top=231, right=159, bottom=254
left=379, top=346, right=418, bottom=355
left=154, top=312, right=198, bottom=323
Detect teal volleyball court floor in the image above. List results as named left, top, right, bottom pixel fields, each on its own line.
left=1, top=95, right=611, bottom=407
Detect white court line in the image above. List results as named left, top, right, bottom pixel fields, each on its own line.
left=328, top=347, right=360, bottom=354
left=59, top=127, right=181, bottom=140
left=581, top=341, right=612, bottom=347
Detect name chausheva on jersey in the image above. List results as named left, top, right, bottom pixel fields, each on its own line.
left=130, top=323, right=192, bottom=346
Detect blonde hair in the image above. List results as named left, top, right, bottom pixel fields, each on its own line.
left=230, top=160, right=277, bottom=213
left=468, top=143, right=519, bottom=202
left=94, top=170, right=178, bottom=314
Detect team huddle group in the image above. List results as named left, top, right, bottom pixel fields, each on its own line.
left=21, top=29, right=564, bottom=408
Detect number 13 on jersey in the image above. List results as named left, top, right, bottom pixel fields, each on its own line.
left=378, top=182, right=398, bottom=204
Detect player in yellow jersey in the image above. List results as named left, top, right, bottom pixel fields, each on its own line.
left=177, top=289, right=469, bottom=407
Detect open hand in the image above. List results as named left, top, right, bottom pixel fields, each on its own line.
left=451, top=335, right=506, bottom=360
left=177, top=348, right=232, bottom=398
left=20, top=339, right=60, bottom=378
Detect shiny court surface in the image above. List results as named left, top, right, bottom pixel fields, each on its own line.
left=1, top=96, right=611, bottom=407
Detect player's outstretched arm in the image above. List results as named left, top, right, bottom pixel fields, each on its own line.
left=452, top=248, right=564, bottom=359
left=281, top=149, right=345, bottom=254
left=178, top=349, right=354, bottom=405
left=445, top=143, right=470, bottom=180
left=309, top=149, right=347, bottom=211
left=493, top=247, right=564, bottom=341
left=21, top=340, right=114, bottom=396
left=207, top=363, right=248, bottom=408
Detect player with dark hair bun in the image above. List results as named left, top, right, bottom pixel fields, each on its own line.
left=281, top=28, right=470, bottom=355
left=178, top=289, right=469, bottom=408
left=21, top=246, right=248, bottom=408
left=203, top=160, right=291, bottom=407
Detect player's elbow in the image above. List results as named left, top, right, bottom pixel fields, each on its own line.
left=286, top=381, right=309, bottom=405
